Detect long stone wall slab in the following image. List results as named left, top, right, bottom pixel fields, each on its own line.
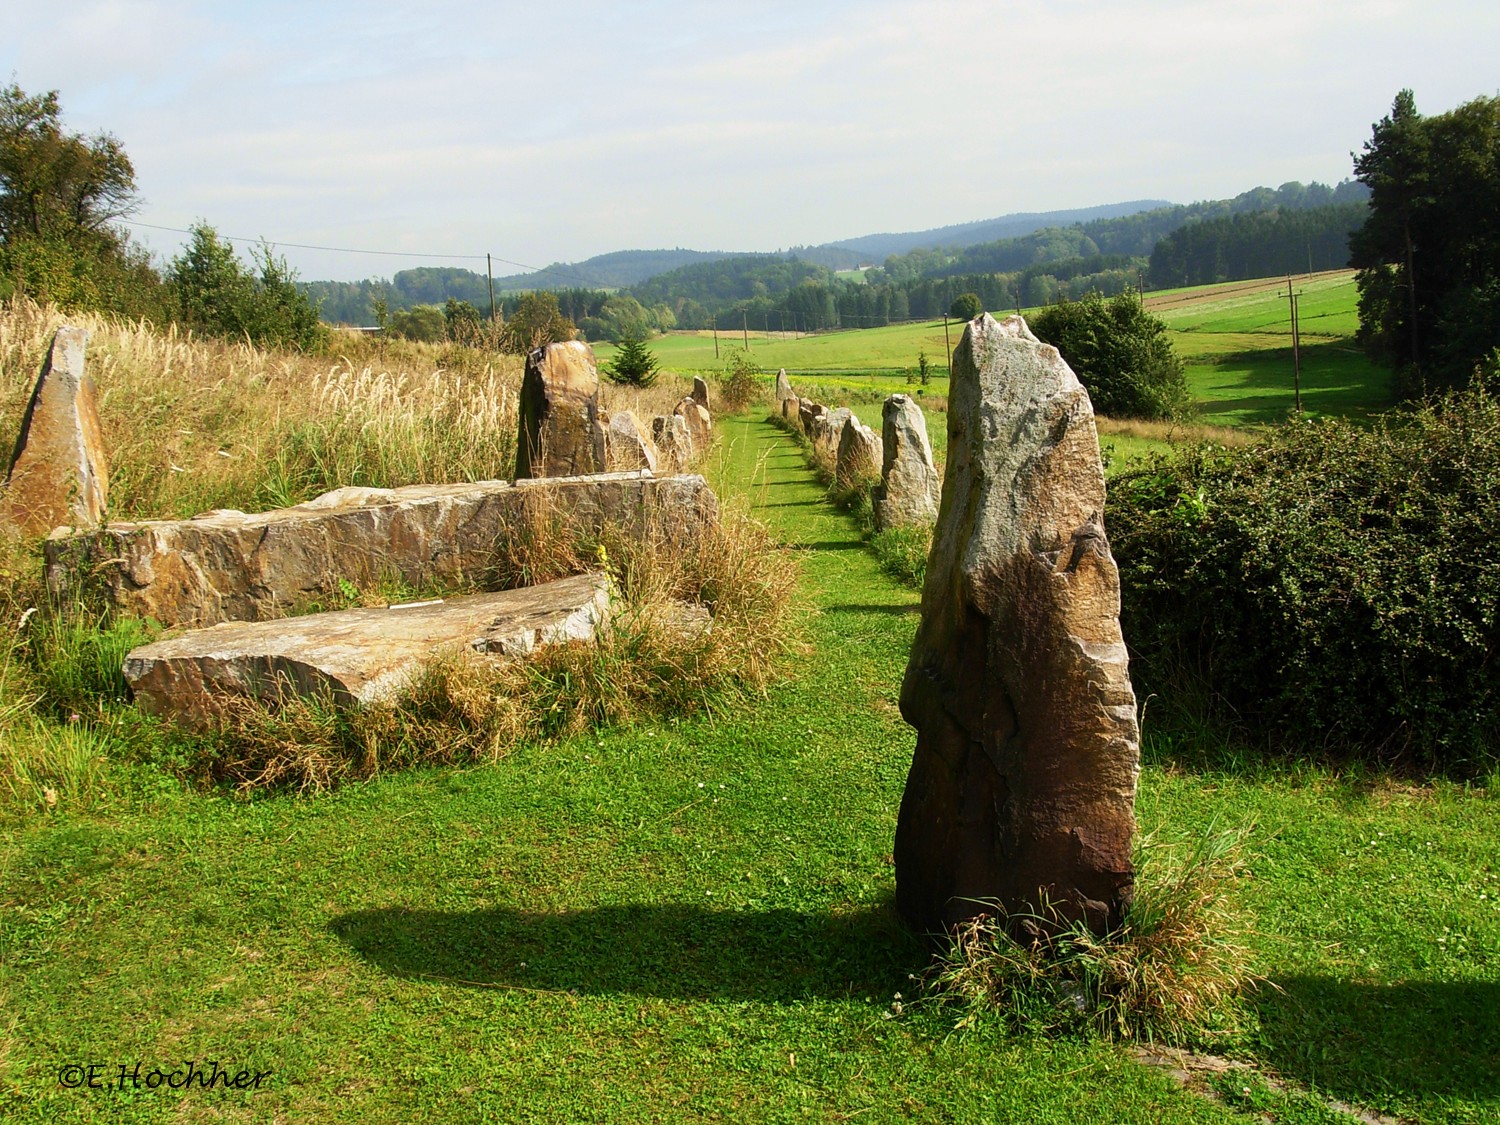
left=124, top=571, right=611, bottom=728
left=46, top=472, right=716, bottom=628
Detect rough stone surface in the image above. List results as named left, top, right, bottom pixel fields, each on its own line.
left=797, top=401, right=824, bottom=436
left=516, top=341, right=605, bottom=478
left=835, top=415, right=883, bottom=490
left=774, top=368, right=793, bottom=403
left=674, top=398, right=712, bottom=450
left=650, top=414, right=694, bottom=473
left=0, top=326, right=108, bottom=537
left=124, top=572, right=611, bottom=729
left=873, top=393, right=941, bottom=531
left=691, top=375, right=711, bottom=410
left=896, top=313, right=1139, bottom=940
left=47, top=472, right=718, bottom=629
left=604, top=411, right=659, bottom=473
left=781, top=395, right=800, bottom=423
left=814, top=406, right=852, bottom=462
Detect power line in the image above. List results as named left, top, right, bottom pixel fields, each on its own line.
left=120, top=219, right=600, bottom=286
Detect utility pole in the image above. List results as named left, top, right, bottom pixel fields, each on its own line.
left=943, top=316, right=953, bottom=377
left=713, top=316, right=719, bottom=359
left=486, top=254, right=496, bottom=324
left=1286, top=276, right=1303, bottom=413
left=741, top=309, right=749, bottom=350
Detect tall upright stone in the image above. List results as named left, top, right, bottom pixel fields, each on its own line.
left=674, top=398, right=712, bottom=451
left=651, top=414, right=694, bottom=473
left=0, top=326, right=109, bottom=537
left=835, top=415, right=882, bottom=490
left=781, top=395, right=801, bottom=424
left=604, top=410, right=659, bottom=473
left=872, top=393, right=940, bottom=530
left=691, top=375, right=711, bottom=410
left=774, top=368, right=793, bottom=404
left=515, top=341, right=605, bottom=479
left=895, top=314, right=1139, bottom=940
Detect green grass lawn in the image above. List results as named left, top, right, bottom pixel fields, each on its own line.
left=3, top=417, right=1497, bottom=1123
left=598, top=270, right=1390, bottom=431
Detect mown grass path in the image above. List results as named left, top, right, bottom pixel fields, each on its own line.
left=3, top=417, right=1496, bottom=1124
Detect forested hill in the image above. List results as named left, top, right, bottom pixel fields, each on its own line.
left=487, top=248, right=737, bottom=290
left=821, top=199, right=1173, bottom=261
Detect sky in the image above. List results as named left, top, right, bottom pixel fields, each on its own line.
left=5, top=1, right=1498, bottom=282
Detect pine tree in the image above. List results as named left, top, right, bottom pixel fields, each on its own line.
left=605, top=332, right=659, bottom=387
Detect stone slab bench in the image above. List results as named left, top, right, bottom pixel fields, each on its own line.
left=123, top=571, right=611, bottom=729
left=45, top=471, right=715, bottom=628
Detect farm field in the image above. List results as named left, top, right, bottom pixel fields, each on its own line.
left=596, top=269, right=1391, bottom=436
left=4, top=416, right=1497, bottom=1124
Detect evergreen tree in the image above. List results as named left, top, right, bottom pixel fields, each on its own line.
left=605, top=332, right=659, bottom=387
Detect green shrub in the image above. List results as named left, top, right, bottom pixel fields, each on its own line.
left=1109, top=374, right=1500, bottom=771
left=1031, top=290, right=1188, bottom=420
left=715, top=348, right=761, bottom=413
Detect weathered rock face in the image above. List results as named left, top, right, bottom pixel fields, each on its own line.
left=873, top=393, right=941, bottom=531
left=674, top=398, right=712, bottom=451
left=604, top=411, right=659, bottom=473
left=781, top=395, right=800, bottom=423
left=0, top=326, right=108, bottom=537
left=797, top=401, right=824, bottom=437
left=691, top=375, right=711, bottom=410
left=124, top=572, right=611, bottom=729
left=516, top=341, right=605, bottom=478
left=835, top=415, right=883, bottom=490
left=650, top=414, right=694, bottom=473
left=814, top=406, right=852, bottom=461
left=47, top=472, right=717, bottom=628
left=774, top=368, right=793, bottom=403
left=895, top=314, right=1139, bottom=940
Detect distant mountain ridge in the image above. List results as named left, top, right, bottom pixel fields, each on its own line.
left=819, top=200, right=1174, bottom=261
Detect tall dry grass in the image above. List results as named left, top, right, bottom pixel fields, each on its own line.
left=0, top=299, right=766, bottom=805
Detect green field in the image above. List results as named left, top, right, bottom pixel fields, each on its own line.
left=597, top=270, right=1391, bottom=430
left=5, top=419, right=1496, bottom=1124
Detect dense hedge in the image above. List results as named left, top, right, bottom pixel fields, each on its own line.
left=1109, top=375, right=1500, bottom=771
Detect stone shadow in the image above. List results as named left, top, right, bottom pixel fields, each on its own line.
left=329, top=900, right=921, bottom=1003
left=1251, top=975, right=1500, bottom=1105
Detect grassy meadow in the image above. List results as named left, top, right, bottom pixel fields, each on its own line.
left=2, top=284, right=1497, bottom=1124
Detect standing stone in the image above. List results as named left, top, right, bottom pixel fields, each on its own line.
left=816, top=406, right=852, bottom=462
left=835, top=416, right=883, bottom=490
left=781, top=395, right=801, bottom=424
left=674, top=398, right=712, bottom=451
left=651, top=414, right=694, bottom=473
left=798, top=401, right=825, bottom=437
left=895, top=314, right=1139, bottom=940
left=516, top=341, right=605, bottom=478
left=0, top=326, right=108, bottom=538
left=691, top=375, right=711, bottom=410
left=604, top=410, right=659, bottom=473
left=872, top=393, right=941, bottom=531
left=774, top=368, right=793, bottom=404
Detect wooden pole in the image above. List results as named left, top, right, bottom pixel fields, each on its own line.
left=943, top=316, right=953, bottom=377
left=742, top=310, right=749, bottom=350
left=1287, top=277, right=1303, bottom=413
left=486, top=254, right=496, bottom=323
left=713, top=316, right=719, bottom=359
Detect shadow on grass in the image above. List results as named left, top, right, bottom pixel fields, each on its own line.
left=330, top=900, right=923, bottom=1002
left=1190, top=340, right=1392, bottom=425
left=1252, top=976, right=1500, bottom=1105
left=784, top=541, right=865, bottom=552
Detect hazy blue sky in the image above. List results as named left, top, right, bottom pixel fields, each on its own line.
left=5, top=1, right=1498, bottom=281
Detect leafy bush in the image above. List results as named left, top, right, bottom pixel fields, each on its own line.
left=169, top=224, right=324, bottom=350
left=949, top=292, right=984, bottom=320
left=1109, top=372, right=1500, bottom=771
left=715, top=348, right=761, bottom=413
left=1030, top=290, right=1189, bottom=420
